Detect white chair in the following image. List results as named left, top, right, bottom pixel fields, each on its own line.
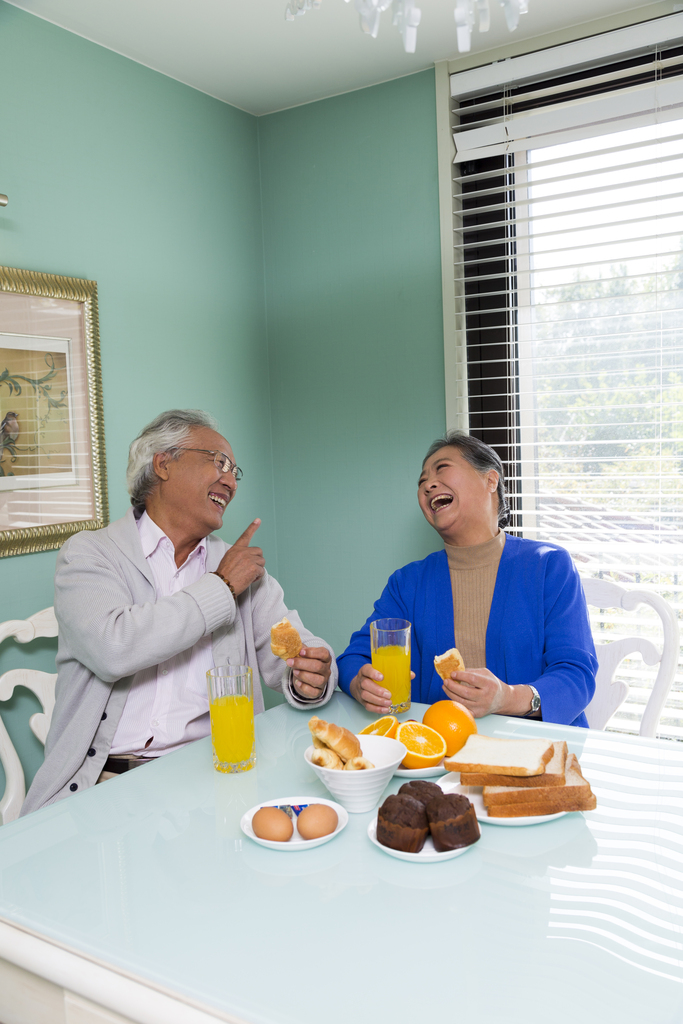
left=0, top=607, right=58, bottom=824
left=581, top=577, right=679, bottom=738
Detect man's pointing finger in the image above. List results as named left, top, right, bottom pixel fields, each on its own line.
left=232, top=518, right=261, bottom=547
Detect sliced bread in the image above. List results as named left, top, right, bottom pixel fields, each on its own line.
left=443, top=735, right=554, bottom=777
left=483, top=754, right=596, bottom=816
left=460, top=741, right=567, bottom=788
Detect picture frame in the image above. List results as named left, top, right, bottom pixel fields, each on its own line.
left=0, top=266, right=108, bottom=558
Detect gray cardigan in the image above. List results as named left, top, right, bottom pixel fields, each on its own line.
left=22, top=509, right=336, bottom=814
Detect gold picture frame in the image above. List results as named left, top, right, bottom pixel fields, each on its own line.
left=0, top=266, right=108, bottom=557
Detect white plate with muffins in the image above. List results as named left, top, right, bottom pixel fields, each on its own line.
left=367, top=820, right=473, bottom=862
left=241, top=796, right=348, bottom=851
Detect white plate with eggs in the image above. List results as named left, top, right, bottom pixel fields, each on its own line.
left=240, top=796, right=349, bottom=851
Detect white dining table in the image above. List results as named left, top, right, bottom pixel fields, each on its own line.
left=0, top=690, right=681, bottom=1024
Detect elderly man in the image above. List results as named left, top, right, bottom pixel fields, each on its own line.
left=22, top=410, right=335, bottom=814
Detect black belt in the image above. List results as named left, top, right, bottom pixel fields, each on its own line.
left=103, top=756, right=157, bottom=774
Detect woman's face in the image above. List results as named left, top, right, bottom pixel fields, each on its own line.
left=418, top=447, right=499, bottom=546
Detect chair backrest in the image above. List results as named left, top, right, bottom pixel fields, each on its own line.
left=0, top=607, right=58, bottom=824
left=581, top=577, right=680, bottom=738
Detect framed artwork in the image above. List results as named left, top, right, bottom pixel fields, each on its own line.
left=0, top=266, right=108, bottom=557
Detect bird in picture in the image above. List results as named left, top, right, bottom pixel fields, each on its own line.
left=1, top=411, right=19, bottom=443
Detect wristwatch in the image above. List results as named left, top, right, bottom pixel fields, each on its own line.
left=522, top=685, right=541, bottom=717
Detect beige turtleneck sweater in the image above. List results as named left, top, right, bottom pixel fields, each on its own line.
left=444, top=530, right=506, bottom=670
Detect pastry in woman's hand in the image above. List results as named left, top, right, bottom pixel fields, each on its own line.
left=434, top=648, right=465, bottom=680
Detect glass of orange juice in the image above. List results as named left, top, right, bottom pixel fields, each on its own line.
left=370, top=618, right=411, bottom=714
left=206, top=665, right=255, bottom=773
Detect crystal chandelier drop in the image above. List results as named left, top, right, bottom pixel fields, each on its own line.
left=285, top=0, right=529, bottom=54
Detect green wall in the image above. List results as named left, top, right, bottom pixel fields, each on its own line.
left=0, top=9, right=446, bottom=798
left=258, top=71, right=445, bottom=657
left=0, top=2, right=274, bottom=789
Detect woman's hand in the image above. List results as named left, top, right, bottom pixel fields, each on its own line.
left=442, top=669, right=535, bottom=718
left=349, top=664, right=415, bottom=714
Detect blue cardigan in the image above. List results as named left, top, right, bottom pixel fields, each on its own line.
left=337, top=535, right=597, bottom=728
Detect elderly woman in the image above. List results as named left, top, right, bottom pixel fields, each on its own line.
left=337, top=431, right=597, bottom=727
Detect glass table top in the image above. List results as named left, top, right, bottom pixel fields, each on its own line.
left=0, top=691, right=681, bottom=1024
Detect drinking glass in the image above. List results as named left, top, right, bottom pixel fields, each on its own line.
left=206, top=665, right=255, bottom=773
left=369, top=618, right=411, bottom=714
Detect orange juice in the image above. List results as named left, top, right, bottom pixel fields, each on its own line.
left=209, top=694, right=255, bottom=770
left=371, top=645, right=411, bottom=713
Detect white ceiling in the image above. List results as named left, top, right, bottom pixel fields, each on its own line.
left=4, top=0, right=671, bottom=115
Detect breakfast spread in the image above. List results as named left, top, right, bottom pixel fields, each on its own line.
left=270, top=618, right=303, bottom=660
left=433, top=647, right=466, bottom=680
left=308, top=716, right=375, bottom=770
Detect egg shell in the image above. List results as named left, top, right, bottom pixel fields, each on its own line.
left=297, top=804, right=338, bottom=841
left=252, top=806, right=294, bottom=842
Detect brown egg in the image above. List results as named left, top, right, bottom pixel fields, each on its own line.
left=252, top=806, right=294, bottom=842
left=297, top=804, right=338, bottom=840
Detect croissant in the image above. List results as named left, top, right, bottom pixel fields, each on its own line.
left=308, top=716, right=361, bottom=762
left=343, top=756, right=375, bottom=771
left=311, top=748, right=344, bottom=770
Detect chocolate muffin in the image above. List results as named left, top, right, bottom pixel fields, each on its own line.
left=398, top=781, right=443, bottom=807
left=377, top=794, right=429, bottom=853
left=425, top=793, right=480, bottom=852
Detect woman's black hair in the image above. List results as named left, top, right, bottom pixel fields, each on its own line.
left=422, top=430, right=511, bottom=529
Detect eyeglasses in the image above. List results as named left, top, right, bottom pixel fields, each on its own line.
left=168, top=447, right=243, bottom=480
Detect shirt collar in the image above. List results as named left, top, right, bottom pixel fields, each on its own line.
left=137, top=510, right=207, bottom=563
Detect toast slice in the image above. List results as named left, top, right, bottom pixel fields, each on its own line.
left=443, top=735, right=554, bottom=777
left=483, top=754, right=596, bottom=816
left=460, top=741, right=567, bottom=788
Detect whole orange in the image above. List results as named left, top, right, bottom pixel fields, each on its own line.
left=422, top=700, right=477, bottom=756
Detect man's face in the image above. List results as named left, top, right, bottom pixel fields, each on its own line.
left=156, top=426, right=238, bottom=538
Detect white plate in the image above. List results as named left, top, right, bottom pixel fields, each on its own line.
left=440, top=780, right=567, bottom=827
left=394, top=759, right=448, bottom=779
left=367, top=819, right=477, bottom=862
left=241, top=796, right=348, bottom=850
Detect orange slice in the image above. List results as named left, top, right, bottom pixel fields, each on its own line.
left=422, top=700, right=477, bottom=757
left=395, top=721, right=447, bottom=769
left=358, top=715, right=398, bottom=739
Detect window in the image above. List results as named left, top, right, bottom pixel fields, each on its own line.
left=446, top=23, right=683, bottom=739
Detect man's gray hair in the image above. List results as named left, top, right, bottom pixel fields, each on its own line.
left=127, top=409, right=219, bottom=513
left=423, top=430, right=511, bottom=528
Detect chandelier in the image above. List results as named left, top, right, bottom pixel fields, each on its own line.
left=285, top=0, right=529, bottom=54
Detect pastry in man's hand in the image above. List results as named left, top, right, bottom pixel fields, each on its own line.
left=343, top=756, right=375, bottom=771
left=311, top=748, right=344, bottom=770
left=434, top=647, right=465, bottom=680
left=271, top=618, right=303, bottom=661
left=308, top=716, right=361, bottom=762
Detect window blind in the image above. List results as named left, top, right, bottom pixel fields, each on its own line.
left=449, top=32, right=683, bottom=740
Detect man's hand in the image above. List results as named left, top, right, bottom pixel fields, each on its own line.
left=215, top=520, right=265, bottom=596
left=442, top=668, right=533, bottom=718
left=288, top=647, right=332, bottom=700
left=349, top=663, right=415, bottom=714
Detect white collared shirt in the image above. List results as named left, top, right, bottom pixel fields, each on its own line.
left=109, top=512, right=214, bottom=756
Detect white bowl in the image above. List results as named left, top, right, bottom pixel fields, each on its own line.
left=304, top=734, right=407, bottom=813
